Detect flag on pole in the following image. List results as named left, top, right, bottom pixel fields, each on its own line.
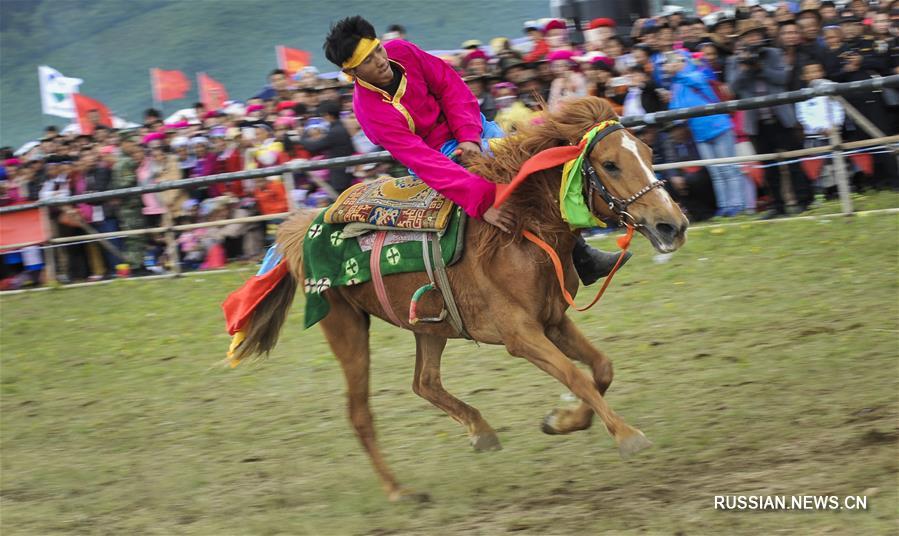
left=151, top=68, right=191, bottom=102
left=38, top=66, right=83, bottom=118
left=73, top=93, right=113, bottom=135
left=198, top=73, right=229, bottom=111
left=276, top=46, right=312, bottom=78
left=694, top=0, right=719, bottom=16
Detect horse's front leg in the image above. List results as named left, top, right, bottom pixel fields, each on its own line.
left=541, top=315, right=614, bottom=435
left=500, top=315, right=651, bottom=458
left=413, top=333, right=501, bottom=451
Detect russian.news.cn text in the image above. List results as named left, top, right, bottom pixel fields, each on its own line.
left=714, top=495, right=868, bottom=511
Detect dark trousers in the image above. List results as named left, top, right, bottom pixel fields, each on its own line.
left=94, top=218, right=122, bottom=274
left=751, top=120, right=812, bottom=213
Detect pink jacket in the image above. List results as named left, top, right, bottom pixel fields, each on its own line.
left=353, top=39, right=495, bottom=218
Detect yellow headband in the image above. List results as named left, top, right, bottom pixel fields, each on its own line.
left=342, top=37, right=380, bottom=69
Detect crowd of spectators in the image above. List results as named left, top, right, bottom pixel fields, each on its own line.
left=1, top=0, right=897, bottom=288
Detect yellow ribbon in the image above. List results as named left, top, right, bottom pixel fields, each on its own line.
left=342, top=37, right=380, bottom=69
left=226, top=329, right=246, bottom=368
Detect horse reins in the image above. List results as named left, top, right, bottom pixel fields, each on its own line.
left=497, top=120, right=663, bottom=312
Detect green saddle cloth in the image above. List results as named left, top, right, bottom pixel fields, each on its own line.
left=301, top=205, right=466, bottom=328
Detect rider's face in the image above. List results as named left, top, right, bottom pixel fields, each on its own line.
left=348, top=43, right=393, bottom=87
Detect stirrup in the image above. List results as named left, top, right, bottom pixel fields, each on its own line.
left=409, top=284, right=448, bottom=324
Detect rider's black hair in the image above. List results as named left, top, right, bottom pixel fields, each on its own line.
left=324, top=16, right=378, bottom=68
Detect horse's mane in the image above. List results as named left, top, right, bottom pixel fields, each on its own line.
left=467, top=96, right=618, bottom=255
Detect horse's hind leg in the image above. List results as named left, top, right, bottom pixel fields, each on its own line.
left=413, top=333, right=501, bottom=451
left=500, top=316, right=651, bottom=458
left=542, top=315, right=614, bottom=435
left=320, top=292, right=425, bottom=502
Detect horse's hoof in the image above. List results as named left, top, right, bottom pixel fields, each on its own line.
left=541, top=409, right=591, bottom=435
left=541, top=410, right=563, bottom=435
left=471, top=432, right=502, bottom=452
left=617, top=430, right=652, bottom=459
left=388, top=488, right=432, bottom=503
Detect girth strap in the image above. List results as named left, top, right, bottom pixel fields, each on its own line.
left=370, top=231, right=405, bottom=326
left=429, top=233, right=471, bottom=339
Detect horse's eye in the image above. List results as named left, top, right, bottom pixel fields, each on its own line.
left=602, top=161, right=618, bottom=172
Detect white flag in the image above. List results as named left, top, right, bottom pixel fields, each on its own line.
left=38, top=66, right=83, bottom=118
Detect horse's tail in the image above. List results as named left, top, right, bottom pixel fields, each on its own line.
left=231, top=209, right=320, bottom=364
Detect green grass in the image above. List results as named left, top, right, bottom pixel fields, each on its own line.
left=2, top=194, right=898, bottom=535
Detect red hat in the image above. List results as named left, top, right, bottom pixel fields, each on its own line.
left=588, top=18, right=616, bottom=30
left=141, top=132, right=165, bottom=145
left=465, top=49, right=489, bottom=62
left=544, top=19, right=567, bottom=32
left=547, top=49, right=577, bottom=63
left=246, top=104, right=265, bottom=114
left=276, top=101, right=297, bottom=112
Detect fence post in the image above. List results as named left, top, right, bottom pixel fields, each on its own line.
left=38, top=206, right=57, bottom=284
left=163, top=210, right=182, bottom=276
left=828, top=129, right=854, bottom=215
left=282, top=170, right=297, bottom=211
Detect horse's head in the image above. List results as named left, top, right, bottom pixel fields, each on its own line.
left=584, top=125, right=688, bottom=253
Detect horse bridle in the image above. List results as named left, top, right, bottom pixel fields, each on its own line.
left=580, top=122, right=667, bottom=227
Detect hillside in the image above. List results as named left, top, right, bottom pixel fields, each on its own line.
left=0, top=0, right=549, bottom=148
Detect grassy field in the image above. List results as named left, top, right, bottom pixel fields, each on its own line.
left=2, top=195, right=898, bottom=535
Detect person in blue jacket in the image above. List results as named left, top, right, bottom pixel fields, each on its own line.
left=663, top=51, right=747, bottom=217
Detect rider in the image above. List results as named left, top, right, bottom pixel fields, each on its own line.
left=324, top=16, right=628, bottom=285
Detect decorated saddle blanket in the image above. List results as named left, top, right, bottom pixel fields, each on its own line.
left=323, top=176, right=455, bottom=235
left=302, top=205, right=466, bottom=328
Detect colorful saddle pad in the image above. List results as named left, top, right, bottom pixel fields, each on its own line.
left=302, top=206, right=466, bottom=328
left=323, top=176, right=455, bottom=233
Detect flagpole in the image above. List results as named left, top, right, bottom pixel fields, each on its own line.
left=275, top=46, right=283, bottom=71
left=197, top=72, right=203, bottom=110
left=150, top=68, right=162, bottom=114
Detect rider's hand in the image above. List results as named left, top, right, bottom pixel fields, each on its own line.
left=482, top=205, right=515, bottom=233
left=454, top=141, right=482, bottom=165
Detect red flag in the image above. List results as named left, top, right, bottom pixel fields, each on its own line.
left=72, top=93, right=112, bottom=135
left=276, top=46, right=311, bottom=78
left=198, top=72, right=229, bottom=111
left=151, top=68, right=191, bottom=101
left=801, top=158, right=825, bottom=182
left=222, top=260, right=289, bottom=335
left=694, top=0, right=719, bottom=17
left=0, top=207, right=50, bottom=251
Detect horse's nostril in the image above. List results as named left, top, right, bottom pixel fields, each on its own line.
left=656, top=222, right=677, bottom=239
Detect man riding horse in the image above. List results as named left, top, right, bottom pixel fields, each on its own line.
left=325, top=15, right=629, bottom=285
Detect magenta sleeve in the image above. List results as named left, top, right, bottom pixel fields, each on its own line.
left=360, top=112, right=495, bottom=218
left=402, top=41, right=483, bottom=144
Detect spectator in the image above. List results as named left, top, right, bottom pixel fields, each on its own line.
left=727, top=19, right=813, bottom=218
left=109, top=136, right=146, bottom=273
left=665, top=51, right=746, bottom=217
left=656, top=122, right=718, bottom=221
left=548, top=50, right=588, bottom=112
left=622, top=66, right=667, bottom=116
left=796, top=61, right=846, bottom=199
left=383, top=24, right=406, bottom=42
left=464, top=74, right=497, bottom=121
left=523, top=20, right=550, bottom=62
left=299, top=100, right=355, bottom=193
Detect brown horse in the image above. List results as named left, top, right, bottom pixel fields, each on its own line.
left=235, top=97, right=688, bottom=501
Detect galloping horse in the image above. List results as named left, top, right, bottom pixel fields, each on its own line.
left=233, top=97, right=688, bottom=500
